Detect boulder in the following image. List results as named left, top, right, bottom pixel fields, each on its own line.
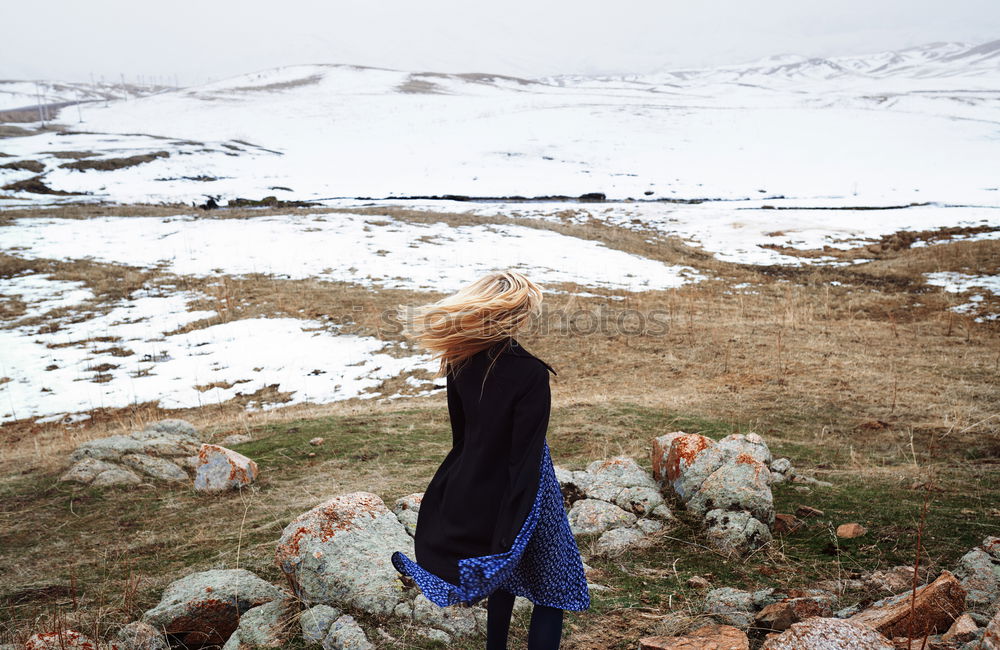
left=322, top=614, right=373, bottom=650
left=91, top=466, right=143, bottom=487
left=942, top=613, right=979, bottom=644
left=120, top=454, right=189, bottom=482
left=144, top=419, right=197, bottom=436
left=664, top=433, right=716, bottom=500
left=864, top=566, right=918, bottom=595
left=688, top=456, right=774, bottom=525
left=59, top=458, right=122, bottom=484
left=113, top=621, right=170, bottom=650
left=194, top=444, right=258, bottom=492
left=553, top=466, right=592, bottom=506
left=392, top=492, right=423, bottom=537
left=274, top=491, right=413, bottom=615
left=24, top=630, right=101, bottom=649
left=849, top=571, right=967, bottom=639
left=221, top=597, right=296, bottom=648
left=703, top=509, right=772, bottom=554
left=716, top=433, right=772, bottom=467
left=770, top=458, right=793, bottom=475
left=595, top=526, right=648, bottom=556
left=567, top=498, right=637, bottom=535
left=954, top=539, right=1000, bottom=608
left=761, top=617, right=894, bottom=649
left=583, top=456, right=660, bottom=506
left=982, top=606, right=1000, bottom=649
left=411, top=593, right=483, bottom=637
left=301, top=604, right=343, bottom=643
left=636, top=518, right=665, bottom=534
left=755, top=595, right=835, bottom=632
left=639, top=624, right=749, bottom=650
left=220, top=433, right=252, bottom=446
left=140, top=568, right=285, bottom=646
left=704, top=587, right=755, bottom=628
left=651, top=431, right=689, bottom=483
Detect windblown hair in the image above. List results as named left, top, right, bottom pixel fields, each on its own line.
left=399, top=271, right=543, bottom=377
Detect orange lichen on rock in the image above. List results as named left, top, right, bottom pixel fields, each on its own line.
left=665, top=434, right=714, bottom=482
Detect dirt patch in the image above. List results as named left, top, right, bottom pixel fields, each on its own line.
left=41, top=151, right=99, bottom=160
left=59, top=151, right=170, bottom=172
left=0, top=160, right=45, bottom=173
left=1, top=176, right=81, bottom=195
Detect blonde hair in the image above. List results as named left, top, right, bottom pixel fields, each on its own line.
left=399, top=271, right=543, bottom=377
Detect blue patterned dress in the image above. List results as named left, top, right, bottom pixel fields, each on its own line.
left=390, top=439, right=590, bottom=611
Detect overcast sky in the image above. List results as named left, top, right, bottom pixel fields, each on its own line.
left=3, top=0, right=998, bottom=85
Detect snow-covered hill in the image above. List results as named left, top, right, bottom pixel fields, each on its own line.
left=0, top=39, right=998, bottom=206
left=0, top=80, right=172, bottom=112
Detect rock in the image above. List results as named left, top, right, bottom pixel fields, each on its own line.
left=301, top=604, right=343, bottom=643
left=774, top=513, right=803, bottom=535
left=651, top=504, right=674, bottom=520
left=942, top=613, right=979, bottom=644
left=849, top=571, right=967, bottom=639
left=322, top=614, right=373, bottom=650
left=705, top=587, right=755, bottom=628
left=796, top=505, right=824, bottom=518
left=113, top=621, right=170, bottom=650
left=687, top=576, right=711, bottom=589
left=755, top=595, right=835, bottom=632
left=595, top=526, right=648, bottom=556
left=120, top=454, right=189, bottom=482
left=414, top=627, right=451, bottom=644
left=59, top=458, right=122, bottom=484
left=716, top=433, right=772, bottom=467
left=223, top=597, right=296, bottom=648
left=981, top=607, right=1000, bottom=649
left=770, top=458, right=793, bottom=475
left=651, top=431, right=689, bottom=483
left=70, top=423, right=200, bottom=463
left=91, top=466, right=143, bottom=487
left=24, top=630, right=101, bottom=649
left=144, top=419, right=197, bottom=436
left=792, top=474, right=833, bottom=487
left=194, top=444, right=258, bottom=492
left=141, top=568, right=285, bottom=646
left=392, top=492, right=423, bottom=537
left=583, top=456, right=659, bottom=504
left=220, top=434, right=252, bottom=446
left=864, top=566, right=919, bottom=595
left=636, top=518, right=665, bottom=534
left=761, top=617, right=894, bottom=649
left=837, top=523, right=868, bottom=539
left=554, top=466, right=591, bottom=506
left=274, top=491, right=413, bottom=615
left=309, top=437, right=325, bottom=446
left=639, top=624, right=749, bottom=649
left=954, top=543, right=1000, bottom=608
left=70, top=434, right=154, bottom=462
left=411, top=593, right=481, bottom=637
left=610, top=485, right=666, bottom=517
left=703, top=509, right=772, bottom=554
left=567, top=498, right=637, bottom=535
left=664, top=433, right=718, bottom=501
left=688, top=456, right=774, bottom=525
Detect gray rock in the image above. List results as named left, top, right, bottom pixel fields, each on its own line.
left=411, top=594, right=480, bottom=637
left=59, top=458, right=122, bottom=484
left=703, top=509, right=773, bottom=554
left=392, top=493, right=423, bottom=537
left=704, top=587, right=755, bottom=627
left=322, top=614, right=373, bottom=650
left=220, top=433, right=252, bottom=446
left=595, top=526, right=648, bottom=556
left=70, top=435, right=153, bottom=462
left=120, top=454, right=189, bottom=482
left=567, top=498, right=637, bottom=535
left=144, top=419, right=197, bottom=436
left=21, top=630, right=100, bottom=649
left=635, top=518, right=664, bottom=534
left=274, top=491, right=413, bottom=615
left=983, top=536, right=1000, bottom=562
left=770, top=457, right=793, bottom=475
left=224, top=597, right=295, bottom=648
left=650, top=503, right=674, bottom=520
left=584, top=456, right=659, bottom=500
left=91, top=466, right=143, bottom=487
left=835, top=604, right=862, bottom=618
left=761, top=617, right=894, bottom=649
left=673, top=444, right=728, bottom=503
left=610, top=485, right=666, bottom=517
left=194, top=444, right=258, bottom=492
left=112, top=621, right=170, bottom=650
left=414, top=627, right=451, bottom=644
left=954, top=546, right=1000, bottom=608
left=688, top=457, right=774, bottom=526
left=141, top=569, right=285, bottom=647
left=301, top=604, right=343, bottom=643
left=716, top=433, right=772, bottom=467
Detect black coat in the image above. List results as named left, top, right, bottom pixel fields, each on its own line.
left=413, top=337, right=556, bottom=584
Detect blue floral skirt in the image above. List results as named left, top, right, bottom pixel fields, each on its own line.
left=391, top=440, right=591, bottom=611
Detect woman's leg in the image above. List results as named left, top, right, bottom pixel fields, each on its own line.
left=486, top=588, right=516, bottom=650
left=527, top=604, right=564, bottom=649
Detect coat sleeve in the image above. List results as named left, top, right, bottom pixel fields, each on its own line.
left=490, top=362, right=550, bottom=553
left=446, top=373, right=465, bottom=451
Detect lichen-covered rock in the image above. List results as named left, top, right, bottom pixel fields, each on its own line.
left=688, top=456, right=774, bottom=525
left=120, top=454, right=189, bottom=482
left=322, top=614, right=373, bottom=650
left=140, top=568, right=285, bottom=646
left=595, top=526, right=649, bottom=556
left=392, top=493, right=423, bottom=537
left=849, top=570, right=967, bottom=639
left=954, top=538, right=1000, bottom=608
left=770, top=457, right=793, bottom=476
left=113, top=621, right=170, bottom=650
left=610, top=485, right=666, bottom=517
left=144, top=419, right=197, bottom=436
left=761, top=617, right=893, bottom=649
left=982, top=606, right=1000, bottom=649
left=705, top=587, right=755, bottom=628
left=553, top=466, right=593, bottom=507
left=650, top=430, right=689, bottom=484
left=220, top=433, right=252, bottom=446
left=59, top=458, right=122, bottom=484
left=636, top=518, right=665, bottom=534
left=411, top=593, right=483, bottom=637
left=583, top=457, right=659, bottom=507
left=943, top=613, right=980, bottom=644
left=221, top=597, right=296, bottom=648
left=415, top=627, right=451, bottom=644
left=274, top=491, right=413, bottom=615
left=301, top=604, right=343, bottom=643
left=755, top=595, right=835, bottom=632
left=716, top=433, right=772, bottom=467
left=70, top=434, right=157, bottom=462
left=703, top=509, right=773, bottom=554
left=194, top=444, right=258, bottom=492
left=567, top=498, right=637, bottom=535
left=24, top=630, right=101, bottom=649
left=639, top=624, right=749, bottom=650
left=664, top=433, right=716, bottom=501
left=91, top=466, right=143, bottom=487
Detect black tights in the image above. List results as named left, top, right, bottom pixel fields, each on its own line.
left=486, top=588, right=564, bottom=649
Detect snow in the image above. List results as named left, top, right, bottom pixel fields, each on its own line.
left=924, top=272, right=1000, bottom=294
left=0, top=213, right=702, bottom=291
left=1, top=273, right=95, bottom=320
left=0, top=277, right=437, bottom=423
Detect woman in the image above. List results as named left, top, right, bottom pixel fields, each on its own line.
left=390, top=271, right=590, bottom=649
